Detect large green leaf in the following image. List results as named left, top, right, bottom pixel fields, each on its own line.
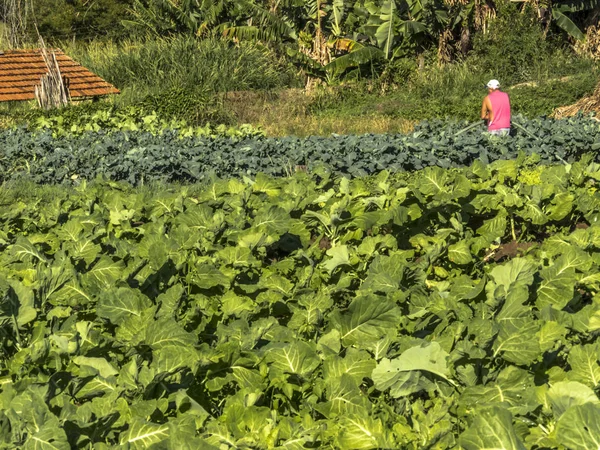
left=288, top=291, right=333, bottom=331
left=315, top=373, right=370, bottom=418
left=538, top=321, right=568, bottom=352
left=418, top=166, right=448, bottom=197
left=22, top=419, right=70, bottom=450
left=489, top=258, right=536, bottom=303
left=547, top=381, right=600, bottom=418
left=4, top=279, right=37, bottom=327
left=330, top=294, right=401, bottom=347
left=493, top=319, right=541, bottom=366
left=97, top=286, right=152, bottom=325
left=81, top=256, right=126, bottom=291
left=119, top=419, right=169, bottom=449
left=335, top=415, right=392, bottom=449
left=552, top=8, right=585, bottom=40
left=254, top=205, right=291, bottom=235
left=372, top=341, right=451, bottom=397
left=537, top=248, right=590, bottom=310
left=265, top=340, right=320, bottom=377
left=151, top=345, right=200, bottom=374
left=448, top=240, right=473, bottom=265
left=555, top=403, right=600, bottom=449
left=546, top=193, right=574, bottom=221
left=460, top=366, right=539, bottom=416
left=477, top=211, right=507, bottom=241
left=325, top=46, right=384, bottom=77
left=374, top=0, right=399, bottom=59
left=322, top=245, right=352, bottom=274
left=73, top=356, right=119, bottom=378
left=566, top=344, right=600, bottom=388
left=360, top=252, right=406, bottom=293
left=10, top=238, right=48, bottom=264
left=459, top=406, right=526, bottom=450
left=322, top=348, right=376, bottom=383
left=143, top=318, right=197, bottom=349
left=187, top=263, right=231, bottom=289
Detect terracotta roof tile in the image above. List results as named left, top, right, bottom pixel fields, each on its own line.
left=0, top=48, right=119, bottom=102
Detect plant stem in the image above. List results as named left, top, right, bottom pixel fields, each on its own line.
left=511, top=216, right=517, bottom=241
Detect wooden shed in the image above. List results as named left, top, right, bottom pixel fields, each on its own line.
left=0, top=48, right=119, bottom=102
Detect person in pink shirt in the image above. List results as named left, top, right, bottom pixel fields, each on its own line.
left=481, top=79, right=511, bottom=136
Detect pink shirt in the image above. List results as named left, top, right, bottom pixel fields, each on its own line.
left=488, top=90, right=511, bottom=130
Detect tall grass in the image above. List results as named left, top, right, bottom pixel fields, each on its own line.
left=63, top=36, right=302, bottom=105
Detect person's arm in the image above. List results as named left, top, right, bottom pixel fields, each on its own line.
left=481, top=97, right=488, bottom=121
left=481, top=96, right=493, bottom=124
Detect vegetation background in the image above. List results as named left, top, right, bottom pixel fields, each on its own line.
left=0, top=0, right=599, bottom=136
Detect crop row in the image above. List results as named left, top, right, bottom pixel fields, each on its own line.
left=1, top=115, right=599, bottom=185
left=1, top=158, right=600, bottom=448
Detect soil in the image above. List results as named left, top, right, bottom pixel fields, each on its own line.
left=319, top=237, right=332, bottom=251
left=491, top=240, right=535, bottom=262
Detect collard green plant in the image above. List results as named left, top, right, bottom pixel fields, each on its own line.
left=23, top=105, right=264, bottom=138
left=1, top=115, right=600, bottom=185
left=2, top=157, right=600, bottom=447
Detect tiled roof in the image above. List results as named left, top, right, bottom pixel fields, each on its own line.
left=0, top=48, right=119, bottom=102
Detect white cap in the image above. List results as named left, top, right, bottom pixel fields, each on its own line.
left=487, top=79, right=500, bottom=89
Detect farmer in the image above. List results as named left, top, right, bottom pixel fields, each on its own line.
left=481, top=79, right=511, bottom=136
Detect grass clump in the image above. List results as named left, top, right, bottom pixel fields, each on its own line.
left=66, top=36, right=301, bottom=101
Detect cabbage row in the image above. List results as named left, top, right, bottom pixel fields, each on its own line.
left=2, top=157, right=600, bottom=448
left=1, top=115, right=600, bottom=185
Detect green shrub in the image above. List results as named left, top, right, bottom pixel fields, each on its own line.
left=471, top=2, right=549, bottom=84
left=26, top=0, right=134, bottom=41
left=376, top=58, right=419, bottom=88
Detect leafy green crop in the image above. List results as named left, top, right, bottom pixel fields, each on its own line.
left=2, top=156, right=600, bottom=448
left=1, top=115, right=600, bottom=185
left=20, top=106, right=264, bottom=139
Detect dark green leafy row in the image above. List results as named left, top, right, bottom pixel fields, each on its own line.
left=2, top=157, right=600, bottom=448
left=1, top=115, right=600, bottom=185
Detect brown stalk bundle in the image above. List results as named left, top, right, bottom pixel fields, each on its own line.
left=553, top=84, right=600, bottom=119
left=554, top=25, right=600, bottom=119
left=34, top=44, right=71, bottom=110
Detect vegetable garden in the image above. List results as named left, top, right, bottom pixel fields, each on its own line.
left=2, top=126, right=600, bottom=447
left=2, top=115, right=600, bottom=185
left=4, top=0, right=600, bottom=445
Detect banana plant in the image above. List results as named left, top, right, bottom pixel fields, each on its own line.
left=362, top=0, right=449, bottom=59
left=127, top=0, right=296, bottom=40
left=551, top=0, right=599, bottom=40
left=512, top=0, right=600, bottom=40
left=125, top=0, right=205, bottom=35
